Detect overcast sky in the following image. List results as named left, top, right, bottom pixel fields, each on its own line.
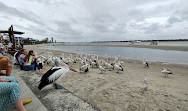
left=0, top=0, right=188, bottom=42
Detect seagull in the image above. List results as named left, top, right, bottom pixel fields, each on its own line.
left=161, top=68, right=173, bottom=78
left=144, top=84, right=148, bottom=91
left=38, top=60, right=77, bottom=90
left=144, top=77, right=147, bottom=84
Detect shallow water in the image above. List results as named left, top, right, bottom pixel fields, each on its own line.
left=41, top=46, right=188, bottom=65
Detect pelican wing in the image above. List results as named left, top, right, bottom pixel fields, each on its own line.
left=38, top=67, right=61, bottom=90
left=48, top=67, right=69, bottom=82
left=13, top=52, right=18, bottom=61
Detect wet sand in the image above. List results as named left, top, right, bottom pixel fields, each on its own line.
left=24, top=44, right=188, bottom=111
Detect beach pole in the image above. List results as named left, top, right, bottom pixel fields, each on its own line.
left=11, top=25, right=15, bottom=49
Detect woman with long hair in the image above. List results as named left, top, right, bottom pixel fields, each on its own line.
left=23, top=50, right=42, bottom=71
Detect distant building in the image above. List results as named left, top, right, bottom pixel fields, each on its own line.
left=51, top=37, right=53, bottom=43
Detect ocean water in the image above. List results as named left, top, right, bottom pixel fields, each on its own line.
left=41, top=45, right=188, bottom=65
left=61, top=41, right=188, bottom=46
left=58, top=41, right=188, bottom=46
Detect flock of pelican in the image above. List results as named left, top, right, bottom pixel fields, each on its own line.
left=36, top=51, right=173, bottom=91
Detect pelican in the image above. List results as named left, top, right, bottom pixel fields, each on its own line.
left=13, top=51, right=19, bottom=65
left=46, top=57, right=54, bottom=65
left=90, top=59, right=98, bottom=68
left=120, top=61, right=124, bottom=65
left=113, top=56, right=124, bottom=73
left=99, top=65, right=105, bottom=74
left=143, top=61, right=149, bottom=68
left=117, top=56, right=124, bottom=66
left=143, top=58, right=149, bottom=68
left=161, top=68, right=173, bottom=77
left=38, top=60, right=77, bottom=90
left=60, top=53, right=69, bottom=64
left=81, top=59, right=86, bottom=66
left=80, top=58, right=89, bottom=74
left=37, top=58, right=44, bottom=69
left=80, top=64, right=89, bottom=74
left=67, top=54, right=76, bottom=65
left=114, top=64, right=124, bottom=73
left=76, top=53, right=82, bottom=61
left=106, top=63, right=114, bottom=71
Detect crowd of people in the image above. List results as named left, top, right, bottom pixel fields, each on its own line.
left=0, top=41, right=39, bottom=111
left=0, top=40, right=24, bottom=56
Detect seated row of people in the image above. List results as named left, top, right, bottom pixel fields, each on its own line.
left=15, top=49, right=43, bottom=72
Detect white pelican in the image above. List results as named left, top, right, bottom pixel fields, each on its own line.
left=161, top=68, right=173, bottom=77
left=38, top=61, right=77, bottom=90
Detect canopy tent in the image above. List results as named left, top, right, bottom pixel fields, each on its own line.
left=0, top=30, right=24, bottom=34
left=0, top=25, right=24, bottom=55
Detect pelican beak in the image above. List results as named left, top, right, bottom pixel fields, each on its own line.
left=61, top=63, right=77, bottom=72
left=69, top=67, right=77, bottom=72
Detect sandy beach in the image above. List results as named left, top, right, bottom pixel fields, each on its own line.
left=23, top=44, right=188, bottom=111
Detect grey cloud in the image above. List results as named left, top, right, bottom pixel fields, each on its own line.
left=1, top=0, right=188, bottom=42
left=14, top=24, right=47, bottom=36
left=0, top=1, right=42, bottom=25
left=167, top=17, right=182, bottom=24
left=54, top=21, right=83, bottom=37
left=27, top=0, right=68, bottom=6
